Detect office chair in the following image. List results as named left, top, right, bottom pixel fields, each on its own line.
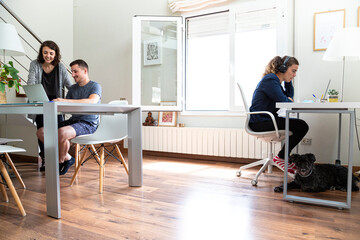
left=69, top=100, right=129, bottom=193
left=0, top=145, right=26, bottom=216
left=236, top=82, right=293, bottom=186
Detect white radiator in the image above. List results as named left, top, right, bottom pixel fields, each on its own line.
left=142, top=127, right=281, bottom=159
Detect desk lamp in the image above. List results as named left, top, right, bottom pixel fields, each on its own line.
left=0, top=22, right=25, bottom=65
left=323, top=27, right=360, bottom=102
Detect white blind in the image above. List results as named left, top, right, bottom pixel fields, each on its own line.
left=169, top=0, right=228, bottom=13
left=187, top=11, right=229, bottom=39
left=235, top=8, right=277, bottom=33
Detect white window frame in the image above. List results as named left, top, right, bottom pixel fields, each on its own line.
left=181, top=0, right=290, bottom=116
left=132, top=16, right=184, bottom=112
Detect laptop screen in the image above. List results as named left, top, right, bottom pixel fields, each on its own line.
left=22, top=84, right=50, bottom=103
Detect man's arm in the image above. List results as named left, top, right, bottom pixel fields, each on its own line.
left=53, top=94, right=100, bottom=104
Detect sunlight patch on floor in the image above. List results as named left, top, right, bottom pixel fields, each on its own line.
left=178, top=190, right=253, bottom=240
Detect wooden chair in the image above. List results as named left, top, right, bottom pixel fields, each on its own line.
left=0, top=138, right=26, bottom=189
left=0, top=145, right=26, bottom=216
left=69, top=100, right=129, bottom=193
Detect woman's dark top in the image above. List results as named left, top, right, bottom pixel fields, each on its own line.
left=249, top=73, right=294, bottom=123
left=42, top=64, right=59, bottom=101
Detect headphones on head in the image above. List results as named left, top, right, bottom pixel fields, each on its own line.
left=278, top=56, right=290, bottom=73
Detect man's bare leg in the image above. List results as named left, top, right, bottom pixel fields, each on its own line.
left=58, top=126, right=76, bottom=163
left=36, top=127, right=74, bottom=163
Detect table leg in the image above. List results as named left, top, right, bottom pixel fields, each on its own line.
left=336, top=114, right=342, bottom=165
left=127, top=107, right=142, bottom=187
left=283, top=110, right=290, bottom=198
left=346, top=111, right=355, bottom=207
left=44, top=102, right=61, bottom=218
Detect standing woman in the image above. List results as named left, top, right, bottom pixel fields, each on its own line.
left=28, top=40, right=73, bottom=171
left=248, top=56, right=309, bottom=175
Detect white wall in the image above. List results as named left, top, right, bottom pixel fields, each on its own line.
left=294, top=0, right=360, bottom=165
left=73, top=0, right=171, bottom=104
left=0, top=0, right=73, bottom=156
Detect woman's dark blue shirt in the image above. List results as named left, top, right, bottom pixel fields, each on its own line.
left=249, top=73, right=294, bottom=123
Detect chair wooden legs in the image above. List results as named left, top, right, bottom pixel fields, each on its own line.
left=74, top=143, right=80, bottom=169
left=70, top=144, right=89, bottom=186
left=70, top=143, right=128, bottom=194
left=99, top=145, right=104, bottom=193
left=4, top=153, right=26, bottom=189
left=115, top=144, right=128, bottom=175
left=0, top=160, right=26, bottom=216
left=0, top=175, right=9, bottom=202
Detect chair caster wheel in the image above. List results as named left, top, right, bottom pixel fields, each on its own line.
left=236, top=171, right=241, bottom=177
left=251, top=179, right=258, bottom=186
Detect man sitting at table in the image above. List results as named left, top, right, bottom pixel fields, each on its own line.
left=36, top=59, right=102, bottom=175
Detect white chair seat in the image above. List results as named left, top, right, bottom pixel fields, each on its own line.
left=0, top=145, right=25, bottom=153
left=71, top=134, right=127, bottom=145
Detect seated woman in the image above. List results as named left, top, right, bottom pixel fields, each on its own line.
left=248, top=56, right=309, bottom=174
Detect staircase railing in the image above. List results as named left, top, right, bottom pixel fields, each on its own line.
left=0, top=0, right=71, bottom=94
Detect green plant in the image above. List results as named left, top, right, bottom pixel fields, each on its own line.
left=0, top=61, right=21, bottom=93
left=328, top=89, right=339, bottom=96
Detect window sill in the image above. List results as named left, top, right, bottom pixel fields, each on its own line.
left=180, top=110, right=246, bottom=117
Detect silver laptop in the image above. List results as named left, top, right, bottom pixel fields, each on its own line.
left=23, top=84, right=50, bottom=103
left=321, top=79, right=331, bottom=100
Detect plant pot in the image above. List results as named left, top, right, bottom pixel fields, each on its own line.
left=328, top=95, right=339, bottom=102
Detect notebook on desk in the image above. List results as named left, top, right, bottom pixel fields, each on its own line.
left=22, top=84, right=49, bottom=103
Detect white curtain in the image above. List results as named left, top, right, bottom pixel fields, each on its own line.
left=168, top=0, right=228, bottom=13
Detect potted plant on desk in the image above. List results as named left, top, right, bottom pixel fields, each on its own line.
left=327, top=89, right=339, bottom=102
left=0, top=61, right=21, bottom=103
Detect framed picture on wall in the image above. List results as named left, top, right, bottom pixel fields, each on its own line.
left=159, top=101, right=177, bottom=127
left=313, top=9, right=345, bottom=51
left=143, top=38, right=162, bottom=65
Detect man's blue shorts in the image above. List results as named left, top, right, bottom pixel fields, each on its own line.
left=58, top=119, right=97, bottom=137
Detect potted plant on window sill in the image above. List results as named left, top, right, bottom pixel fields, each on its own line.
left=327, top=89, right=339, bottom=102
left=0, top=61, right=21, bottom=102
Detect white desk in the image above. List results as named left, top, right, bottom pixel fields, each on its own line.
left=276, top=102, right=357, bottom=209
left=0, top=102, right=142, bottom=218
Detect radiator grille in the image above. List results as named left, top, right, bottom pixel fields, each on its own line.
left=142, top=127, right=281, bottom=159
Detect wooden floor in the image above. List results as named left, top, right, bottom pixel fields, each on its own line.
left=1, top=155, right=360, bottom=240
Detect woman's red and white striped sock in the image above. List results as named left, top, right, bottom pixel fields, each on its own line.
left=273, top=156, right=296, bottom=174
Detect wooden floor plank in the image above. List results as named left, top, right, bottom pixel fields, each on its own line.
left=0, top=155, right=359, bottom=240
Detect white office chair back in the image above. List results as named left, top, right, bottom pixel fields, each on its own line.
left=237, top=82, right=289, bottom=143
left=237, top=82, right=250, bottom=112
left=237, top=82, right=257, bottom=135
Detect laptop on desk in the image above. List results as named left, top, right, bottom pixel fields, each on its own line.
left=22, top=84, right=50, bottom=103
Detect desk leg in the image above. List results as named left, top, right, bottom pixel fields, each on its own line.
left=44, top=102, right=61, bottom=218
left=127, top=108, right=143, bottom=187
left=337, top=114, right=342, bottom=164
left=283, top=110, right=290, bottom=199
left=347, top=111, right=355, bottom=207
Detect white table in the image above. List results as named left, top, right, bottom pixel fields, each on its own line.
left=0, top=102, right=142, bottom=218
left=276, top=102, right=358, bottom=209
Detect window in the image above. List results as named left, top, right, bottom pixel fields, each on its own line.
left=185, top=7, right=278, bottom=113
left=186, top=11, right=230, bottom=111
left=234, top=8, right=277, bottom=108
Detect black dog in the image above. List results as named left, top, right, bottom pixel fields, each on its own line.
left=274, top=153, right=359, bottom=192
